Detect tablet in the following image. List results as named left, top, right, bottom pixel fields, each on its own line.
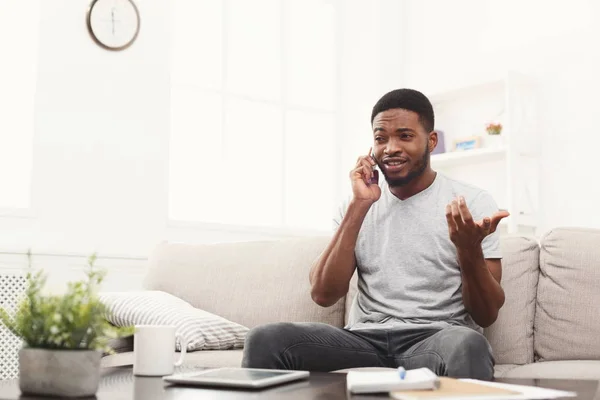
left=162, top=367, right=310, bottom=389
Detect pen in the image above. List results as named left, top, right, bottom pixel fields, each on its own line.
left=398, top=366, right=406, bottom=380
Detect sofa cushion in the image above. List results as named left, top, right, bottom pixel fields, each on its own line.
left=345, top=271, right=358, bottom=325
left=501, top=360, right=600, bottom=380
left=492, top=364, right=519, bottom=378
left=99, top=291, right=248, bottom=351
left=484, top=235, right=540, bottom=365
left=535, top=227, right=600, bottom=362
left=143, top=237, right=344, bottom=329
left=101, top=349, right=244, bottom=369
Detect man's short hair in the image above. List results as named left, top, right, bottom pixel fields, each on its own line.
left=371, top=88, right=435, bottom=132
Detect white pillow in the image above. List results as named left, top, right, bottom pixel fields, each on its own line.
left=99, top=291, right=249, bottom=351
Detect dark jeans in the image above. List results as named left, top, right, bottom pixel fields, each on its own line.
left=241, top=322, right=495, bottom=380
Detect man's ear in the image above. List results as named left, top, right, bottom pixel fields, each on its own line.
left=428, top=130, right=438, bottom=152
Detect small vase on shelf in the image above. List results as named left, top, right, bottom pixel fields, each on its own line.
left=484, top=133, right=504, bottom=149
left=484, top=122, right=503, bottom=149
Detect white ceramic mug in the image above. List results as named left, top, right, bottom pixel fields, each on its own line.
left=133, top=325, right=187, bottom=376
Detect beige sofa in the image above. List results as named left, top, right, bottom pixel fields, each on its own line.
left=102, top=227, right=600, bottom=380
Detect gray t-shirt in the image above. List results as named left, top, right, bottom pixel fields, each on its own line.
left=334, top=172, right=502, bottom=333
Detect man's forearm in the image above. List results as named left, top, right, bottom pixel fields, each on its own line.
left=309, top=200, right=371, bottom=307
left=458, top=245, right=505, bottom=327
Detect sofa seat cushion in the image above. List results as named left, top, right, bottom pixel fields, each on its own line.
left=502, top=360, right=600, bottom=380
left=101, top=349, right=244, bottom=369
left=493, top=364, right=519, bottom=378
left=536, top=227, right=600, bottom=362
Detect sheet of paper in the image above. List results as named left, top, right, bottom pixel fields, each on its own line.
left=459, top=379, right=577, bottom=400
left=390, top=378, right=577, bottom=400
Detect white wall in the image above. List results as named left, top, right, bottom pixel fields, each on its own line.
left=401, top=0, right=600, bottom=235
left=0, top=0, right=400, bottom=290
left=1, top=0, right=171, bottom=259
left=335, top=0, right=408, bottom=203
left=5, top=0, right=598, bottom=290
left=0, top=0, right=174, bottom=291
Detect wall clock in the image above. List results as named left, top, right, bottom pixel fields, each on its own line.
left=86, top=0, right=140, bottom=51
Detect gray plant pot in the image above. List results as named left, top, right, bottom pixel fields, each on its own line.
left=19, top=348, right=101, bottom=398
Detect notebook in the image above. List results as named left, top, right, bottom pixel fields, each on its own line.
left=389, top=377, right=519, bottom=399
left=390, top=377, right=578, bottom=400
left=346, top=367, right=440, bottom=394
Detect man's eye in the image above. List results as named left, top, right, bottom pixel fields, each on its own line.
left=375, top=137, right=384, bottom=142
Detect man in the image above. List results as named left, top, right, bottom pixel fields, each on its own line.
left=242, top=88, right=509, bottom=380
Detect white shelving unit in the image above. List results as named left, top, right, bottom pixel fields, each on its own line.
left=432, top=146, right=507, bottom=168
left=424, top=71, right=539, bottom=235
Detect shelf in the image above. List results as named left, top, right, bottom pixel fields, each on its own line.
left=431, top=147, right=506, bottom=168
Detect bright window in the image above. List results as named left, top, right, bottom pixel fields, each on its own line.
left=169, top=0, right=337, bottom=231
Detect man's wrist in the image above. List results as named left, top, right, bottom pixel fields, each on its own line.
left=338, top=198, right=372, bottom=230
left=456, top=242, right=483, bottom=255
left=349, top=198, right=374, bottom=212
left=456, top=244, right=485, bottom=269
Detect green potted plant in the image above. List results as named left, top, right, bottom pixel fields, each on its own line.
left=0, top=251, right=134, bottom=398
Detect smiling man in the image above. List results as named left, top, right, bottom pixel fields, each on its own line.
left=242, top=88, right=509, bottom=380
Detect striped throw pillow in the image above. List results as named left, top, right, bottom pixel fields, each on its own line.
left=99, top=291, right=249, bottom=351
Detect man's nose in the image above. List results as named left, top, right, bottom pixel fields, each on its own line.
left=385, top=137, right=403, bottom=155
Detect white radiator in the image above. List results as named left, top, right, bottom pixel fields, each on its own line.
left=0, top=274, right=27, bottom=380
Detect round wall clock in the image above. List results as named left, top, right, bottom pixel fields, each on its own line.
left=86, top=0, right=140, bottom=51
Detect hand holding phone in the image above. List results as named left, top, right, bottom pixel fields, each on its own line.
left=350, top=147, right=381, bottom=204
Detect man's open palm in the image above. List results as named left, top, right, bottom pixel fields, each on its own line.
left=446, top=196, right=510, bottom=249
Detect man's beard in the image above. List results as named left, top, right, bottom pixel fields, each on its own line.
left=379, top=145, right=430, bottom=188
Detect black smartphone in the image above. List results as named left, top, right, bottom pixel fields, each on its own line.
left=369, top=152, right=379, bottom=185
